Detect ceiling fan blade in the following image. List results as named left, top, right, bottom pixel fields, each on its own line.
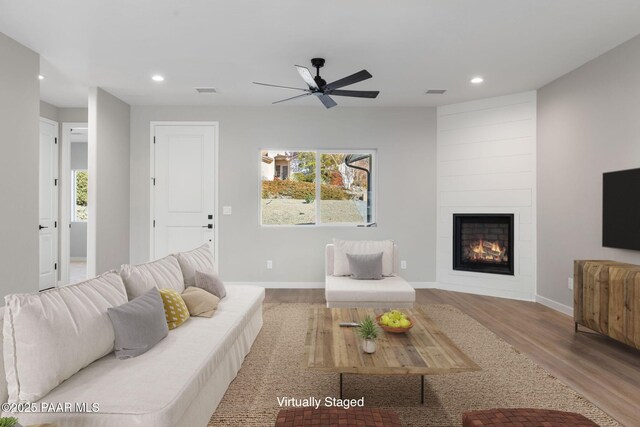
left=272, top=92, right=312, bottom=105
left=295, top=65, right=319, bottom=90
left=253, top=82, right=309, bottom=92
left=324, top=70, right=372, bottom=91
left=317, top=94, right=337, bottom=109
left=328, top=89, right=379, bottom=98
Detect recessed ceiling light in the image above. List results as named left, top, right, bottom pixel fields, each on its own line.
left=38, top=74, right=45, bottom=80
left=470, top=76, right=484, bottom=84
left=152, top=75, right=165, bottom=82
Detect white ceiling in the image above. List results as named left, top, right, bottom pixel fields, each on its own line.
left=2, top=0, right=640, bottom=108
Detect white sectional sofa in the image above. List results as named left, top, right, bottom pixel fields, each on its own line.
left=1, top=251, right=264, bottom=426
left=325, top=243, right=415, bottom=308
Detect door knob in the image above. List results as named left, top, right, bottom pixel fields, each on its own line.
left=202, top=224, right=213, bottom=229
left=39, top=225, right=48, bottom=230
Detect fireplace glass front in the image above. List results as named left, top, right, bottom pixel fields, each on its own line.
left=453, top=214, right=514, bottom=275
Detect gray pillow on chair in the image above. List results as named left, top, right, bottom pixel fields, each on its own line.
left=346, top=252, right=383, bottom=280
left=107, top=288, right=169, bottom=359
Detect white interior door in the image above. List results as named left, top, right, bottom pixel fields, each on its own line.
left=39, top=118, right=59, bottom=290
left=153, top=125, right=216, bottom=262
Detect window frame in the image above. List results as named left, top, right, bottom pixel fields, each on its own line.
left=259, top=149, right=377, bottom=227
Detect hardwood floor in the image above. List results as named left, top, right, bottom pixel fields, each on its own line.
left=264, top=288, right=640, bottom=426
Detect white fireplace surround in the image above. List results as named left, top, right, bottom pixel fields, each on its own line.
left=436, top=91, right=537, bottom=301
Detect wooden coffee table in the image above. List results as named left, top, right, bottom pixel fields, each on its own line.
left=304, top=307, right=480, bottom=404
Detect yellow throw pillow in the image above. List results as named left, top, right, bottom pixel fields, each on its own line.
left=158, top=289, right=190, bottom=329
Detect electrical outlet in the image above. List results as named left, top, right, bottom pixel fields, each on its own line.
left=223, top=206, right=232, bottom=215
left=400, top=260, right=407, bottom=270
left=266, top=260, right=273, bottom=269
left=568, top=277, right=573, bottom=290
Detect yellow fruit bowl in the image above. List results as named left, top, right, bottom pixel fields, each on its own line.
left=376, top=314, right=413, bottom=333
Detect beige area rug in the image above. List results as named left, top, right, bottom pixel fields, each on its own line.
left=209, top=304, right=619, bottom=426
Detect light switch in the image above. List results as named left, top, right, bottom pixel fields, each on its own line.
left=223, top=206, right=232, bottom=215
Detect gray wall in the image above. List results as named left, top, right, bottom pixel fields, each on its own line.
left=130, top=107, right=437, bottom=283
left=70, top=222, right=87, bottom=259
left=88, top=88, right=130, bottom=276
left=40, top=102, right=88, bottom=124
left=59, top=108, right=87, bottom=123
left=0, top=33, right=40, bottom=296
left=40, top=100, right=59, bottom=121
left=71, top=142, right=88, bottom=258
left=537, top=34, right=640, bottom=307
left=71, top=142, right=88, bottom=169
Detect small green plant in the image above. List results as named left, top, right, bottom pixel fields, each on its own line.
left=304, top=194, right=315, bottom=204
left=357, top=315, right=379, bottom=341
left=0, top=417, right=19, bottom=427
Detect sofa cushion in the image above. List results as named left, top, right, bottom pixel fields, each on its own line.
left=195, top=269, right=226, bottom=299
left=175, top=244, right=215, bottom=286
left=159, top=289, right=190, bottom=329
left=3, top=272, right=128, bottom=403
left=181, top=287, right=219, bottom=317
left=11, top=286, right=265, bottom=427
left=325, top=275, right=415, bottom=303
left=347, top=252, right=383, bottom=280
left=333, top=239, right=394, bottom=276
left=120, top=255, right=184, bottom=300
left=108, top=288, right=169, bottom=359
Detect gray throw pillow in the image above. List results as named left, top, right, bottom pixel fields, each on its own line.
left=107, top=288, right=169, bottom=359
left=346, top=252, right=384, bottom=280
left=194, top=270, right=226, bottom=299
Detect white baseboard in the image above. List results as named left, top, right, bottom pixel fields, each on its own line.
left=410, top=281, right=438, bottom=289
left=226, top=281, right=438, bottom=290
left=435, top=282, right=536, bottom=302
left=535, top=295, right=573, bottom=316
left=225, top=282, right=324, bottom=289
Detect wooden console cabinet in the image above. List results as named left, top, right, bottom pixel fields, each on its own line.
left=574, top=260, right=640, bottom=350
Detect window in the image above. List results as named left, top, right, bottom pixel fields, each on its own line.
left=261, top=150, right=375, bottom=226
left=71, top=170, right=88, bottom=222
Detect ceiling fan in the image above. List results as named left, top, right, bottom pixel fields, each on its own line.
left=253, top=58, right=380, bottom=109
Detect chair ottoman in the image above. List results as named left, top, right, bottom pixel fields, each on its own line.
left=275, top=407, right=401, bottom=427
left=462, top=408, right=600, bottom=426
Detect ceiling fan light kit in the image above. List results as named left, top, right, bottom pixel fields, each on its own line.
left=253, top=58, right=380, bottom=109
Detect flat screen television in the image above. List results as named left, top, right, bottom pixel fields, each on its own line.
left=603, top=167, right=640, bottom=251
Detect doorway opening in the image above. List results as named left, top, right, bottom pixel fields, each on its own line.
left=61, top=123, right=88, bottom=285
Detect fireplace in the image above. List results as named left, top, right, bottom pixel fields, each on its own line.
left=453, top=214, right=514, bottom=275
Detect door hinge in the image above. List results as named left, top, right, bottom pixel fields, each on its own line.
left=153, top=220, right=156, bottom=228
left=153, top=136, right=156, bottom=144
left=54, top=263, right=57, bottom=270
left=54, top=179, right=58, bottom=186
left=69, top=223, right=71, bottom=229
left=54, top=137, right=58, bottom=145
left=152, top=178, right=156, bottom=186
left=54, top=221, right=57, bottom=228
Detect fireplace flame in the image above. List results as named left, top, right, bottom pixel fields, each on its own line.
left=469, top=239, right=506, bottom=262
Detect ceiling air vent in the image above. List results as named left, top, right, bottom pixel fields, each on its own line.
left=195, top=87, right=217, bottom=94
left=425, top=89, right=447, bottom=95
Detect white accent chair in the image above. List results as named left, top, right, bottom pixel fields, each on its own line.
left=324, top=244, right=416, bottom=308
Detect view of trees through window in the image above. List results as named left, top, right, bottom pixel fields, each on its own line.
left=261, top=151, right=373, bottom=225
left=73, top=170, right=88, bottom=221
